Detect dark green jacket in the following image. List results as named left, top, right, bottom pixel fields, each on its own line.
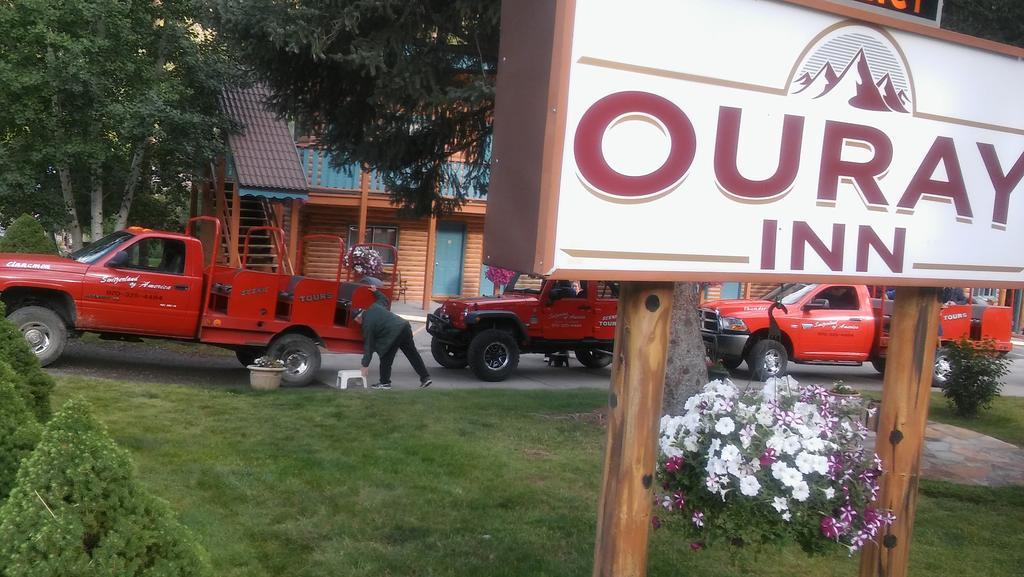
left=360, top=294, right=407, bottom=367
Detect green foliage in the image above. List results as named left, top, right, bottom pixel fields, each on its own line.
left=218, top=0, right=500, bottom=216
left=0, top=0, right=239, bottom=239
left=0, top=367, right=42, bottom=504
left=0, top=399, right=210, bottom=577
left=943, top=0, right=1024, bottom=48
left=0, top=302, right=54, bottom=423
left=0, top=214, right=57, bottom=255
left=941, top=339, right=1010, bottom=418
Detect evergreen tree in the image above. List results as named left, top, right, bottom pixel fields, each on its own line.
left=0, top=399, right=210, bottom=577
left=0, top=214, right=57, bottom=255
left=0, top=367, right=42, bottom=504
left=0, top=302, right=55, bottom=423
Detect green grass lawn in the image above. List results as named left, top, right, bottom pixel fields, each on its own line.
left=862, top=391, right=1024, bottom=447
left=51, top=377, right=1023, bottom=577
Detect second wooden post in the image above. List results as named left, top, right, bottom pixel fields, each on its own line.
left=592, top=281, right=675, bottom=577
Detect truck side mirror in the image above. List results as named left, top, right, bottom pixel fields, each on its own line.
left=106, top=251, right=129, bottom=269
left=804, top=298, right=829, bottom=311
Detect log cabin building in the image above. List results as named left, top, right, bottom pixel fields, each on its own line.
left=192, top=86, right=492, bottom=310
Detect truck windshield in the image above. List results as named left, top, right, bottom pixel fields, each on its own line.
left=70, top=231, right=134, bottom=264
left=506, top=273, right=544, bottom=294
left=762, top=283, right=817, bottom=305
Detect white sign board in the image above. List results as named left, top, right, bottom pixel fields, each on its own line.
left=492, top=0, right=1024, bottom=286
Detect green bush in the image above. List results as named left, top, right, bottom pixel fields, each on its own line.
left=0, top=399, right=210, bottom=577
left=0, top=214, right=57, bottom=255
left=0, top=366, right=42, bottom=504
left=941, top=338, right=1010, bottom=418
left=0, top=302, right=54, bottom=422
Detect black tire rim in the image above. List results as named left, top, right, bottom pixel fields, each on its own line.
left=483, top=342, right=509, bottom=371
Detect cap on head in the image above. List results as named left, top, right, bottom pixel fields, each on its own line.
left=361, top=276, right=384, bottom=288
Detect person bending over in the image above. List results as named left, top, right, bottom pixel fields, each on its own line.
left=353, top=278, right=432, bottom=390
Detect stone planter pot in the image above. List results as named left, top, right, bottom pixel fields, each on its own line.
left=248, top=366, right=285, bottom=390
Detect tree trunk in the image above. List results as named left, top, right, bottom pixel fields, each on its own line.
left=90, top=164, right=104, bottom=241
left=661, top=281, right=709, bottom=415
left=114, top=139, right=148, bottom=231
left=56, top=164, right=83, bottom=250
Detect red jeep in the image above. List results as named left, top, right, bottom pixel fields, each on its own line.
left=0, top=217, right=397, bottom=386
left=426, top=274, right=619, bottom=381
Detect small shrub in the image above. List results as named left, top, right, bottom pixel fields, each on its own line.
left=941, top=338, right=1010, bottom=418
left=0, top=399, right=210, bottom=577
left=0, top=302, right=54, bottom=422
left=0, top=214, right=57, bottom=255
left=0, top=366, right=42, bottom=503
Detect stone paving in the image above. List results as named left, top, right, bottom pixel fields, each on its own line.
left=919, top=423, right=1024, bottom=487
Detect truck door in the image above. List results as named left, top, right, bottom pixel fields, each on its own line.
left=792, top=285, right=874, bottom=361
left=81, top=236, right=202, bottom=337
left=540, top=280, right=592, bottom=341
left=590, top=281, right=619, bottom=340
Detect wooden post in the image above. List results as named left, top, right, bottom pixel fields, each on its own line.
left=423, top=215, right=437, bottom=310
left=214, top=159, right=228, bottom=265
left=357, top=166, right=370, bottom=245
left=229, top=180, right=241, bottom=268
left=593, top=281, right=674, bottom=577
left=859, top=287, right=940, bottom=577
left=288, top=198, right=301, bottom=273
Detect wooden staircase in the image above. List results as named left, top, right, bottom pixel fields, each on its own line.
left=209, top=182, right=294, bottom=274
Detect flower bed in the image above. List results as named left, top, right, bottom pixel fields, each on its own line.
left=656, top=377, right=893, bottom=555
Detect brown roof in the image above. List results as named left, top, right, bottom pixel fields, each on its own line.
left=221, top=86, right=307, bottom=193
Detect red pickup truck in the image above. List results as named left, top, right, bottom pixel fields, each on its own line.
left=0, top=217, right=394, bottom=386
left=701, top=283, right=1013, bottom=382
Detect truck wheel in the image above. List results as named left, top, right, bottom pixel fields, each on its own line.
left=933, top=348, right=952, bottom=388
left=9, top=306, right=67, bottom=367
left=267, top=334, right=321, bottom=387
left=431, top=338, right=468, bottom=369
left=575, top=349, right=613, bottom=368
left=235, top=347, right=263, bottom=367
left=722, top=357, right=743, bottom=370
left=747, top=339, right=788, bottom=381
left=870, top=358, right=886, bottom=374
left=468, top=329, right=519, bottom=382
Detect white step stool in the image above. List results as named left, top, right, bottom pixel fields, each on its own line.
left=334, top=370, right=367, bottom=390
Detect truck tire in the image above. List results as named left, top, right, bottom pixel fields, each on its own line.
left=870, top=357, right=886, bottom=374
left=468, top=329, right=519, bottom=382
left=575, top=349, right=613, bottom=368
left=933, top=348, right=952, bottom=388
left=722, top=357, right=743, bottom=370
left=747, top=339, right=788, bottom=381
left=431, top=338, right=468, bottom=369
left=9, top=306, right=67, bottom=367
left=235, top=347, right=264, bottom=367
left=267, top=334, right=321, bottom=387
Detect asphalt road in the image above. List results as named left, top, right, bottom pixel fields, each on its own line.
left=45, top=325, right=1024, bottom=397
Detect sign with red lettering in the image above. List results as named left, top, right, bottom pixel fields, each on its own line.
left=828, top=0, right=943, bottom=27
left=486, top=0, right=1024, bottom=286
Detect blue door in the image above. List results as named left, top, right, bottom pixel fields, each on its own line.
left=480, top=267, right=495, bottom=296
left=433, top=222, right=465, bottom=296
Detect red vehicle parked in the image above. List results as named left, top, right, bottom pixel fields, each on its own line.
left=701, top=283, right=1013, bottom=383
left=427, top=273, right=618, bottom=381
left=0, top=217, right=397, bottom=386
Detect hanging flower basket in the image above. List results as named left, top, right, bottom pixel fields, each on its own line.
left=485, top=266, right=516, bottom=288
left=656, top=377, right=894, bottom=556
left=346, top=246, right=384, bottom=277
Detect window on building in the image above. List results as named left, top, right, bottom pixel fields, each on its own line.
left=347, top=225, right=398, bottom=263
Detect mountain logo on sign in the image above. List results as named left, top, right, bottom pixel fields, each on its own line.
left=790, top=29, right=912, bottom=114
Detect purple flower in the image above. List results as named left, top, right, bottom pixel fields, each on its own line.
left=672, top=491, right=687, bottom=509
left=651, top=516, right=661, bottom=530
left=692, top=510, right=705, bottom=528
left=690, top=541, right=704, bottom=551
left=839, top=502, right=857, bottom=525
left=665, top=455, right=684, bottom=473
left=759, top=448, right=778, bottom=466
left=820, top=516, right=841, bottom=540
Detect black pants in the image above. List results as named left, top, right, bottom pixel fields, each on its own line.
left=378, top=324, right=430, bottom=384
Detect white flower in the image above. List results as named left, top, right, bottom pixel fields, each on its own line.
left=780, top=435, right=802, bottom=455
left=706, top=457, right=728, bottom=476
left=778, top=466, right=804, bottom=488
left=682, top=435, right=699, bottom=452
left=782, top=511, right=792, bottom=521
left=720, top=444, right=741, bottom=464
left=771, top=461, right=790, bottom=481
left=709, top=438, right=722, bottom=456
left=739, top=425, right=755, bottom=449
left=823, top=487, right=836, bottom=500
left=791, top=480, right=811, bottom=501
left=739, top=475, right=761, bottom=496
left=756, top=407, right=775, bottom=426
left=772, top=497, right=789, bottom=512
left=795, top=451, right=817, bottom=475
left=802, top=437, right=826, bottom=453
left=715, top=417, right=736, bottom=435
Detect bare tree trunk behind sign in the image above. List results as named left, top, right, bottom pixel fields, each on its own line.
left=662, top=281, right=709, bottom=415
